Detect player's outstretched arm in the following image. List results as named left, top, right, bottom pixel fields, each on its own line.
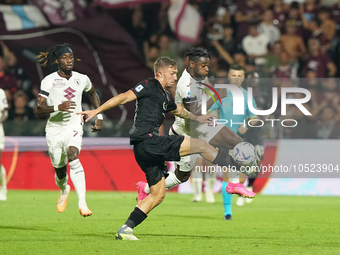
left=77, top=90, right=137, bottom=122
left=87, top=86, right=102, bottom=133
left=170, top=104, right=216, bottom=124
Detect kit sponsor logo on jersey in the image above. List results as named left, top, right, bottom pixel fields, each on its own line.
left=53, top=79, right=66, bottom=88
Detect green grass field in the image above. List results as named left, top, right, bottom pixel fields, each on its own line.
left=0, top=191, right=339, bottom=255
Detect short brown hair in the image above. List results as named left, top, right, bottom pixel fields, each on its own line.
left=154, top=56, right=178, bottom=75
left=229, top=64, right=245, bottom=73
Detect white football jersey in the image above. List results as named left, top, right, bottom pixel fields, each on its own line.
left=172, top=69, right=206, bottom=136
left=38, top=71, right=92, bottom=133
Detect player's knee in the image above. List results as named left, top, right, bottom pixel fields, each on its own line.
left=195, top=139, right=210, bottom=152
left=236, top=136, right=243, bottom=144
left=68, top=155, right=78, bottom=162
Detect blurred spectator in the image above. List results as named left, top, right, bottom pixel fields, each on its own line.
left=265, top=41, right=283, bottom=72
left=314, top=106, right=340, bottom=139
left=1, top=0, right=27, bottom=4
left=158, top=35, right=178, bottom=60
left=308, top=18, right=330, bottom=51
left=272, top=0, right=289, bottom=33
left=233, top=51, right=248, bottom=68
left=301, top=0, right=319, bottom=22
left=208, top=56, right=227, bottom=78
left=301, top=69, right=322, bottom=98
left=7, top=90, right=36, bottom=122
left=299, top=0, right=320, bottom=42
left=258, top=9, right=281, bottom=47
left=282, top=93, right=313, bottom=139
left=235, top=0, right=263, bottom=39
left=242, top=23, right=270, bottom=66
left=304, top=38, right=336, bottom=77
left=126, top=6, right=149, bottom=59
left=330, top=0, right=340, bottom=34
left=0, top=56, right=19, bottom=95
left=318, top=6, right=336, bottom=41
left=5, top=51, right=32, bottom=98
left=144, top=45, right=159, bottom=70
left=219, top=0, right=238, bottom=17
left=287, top=1, right=304, bottom=35
left=210, top=39, right=234, bottom=69
left=215, top=5, right=232, bottom=26
left=245, top=58, right=257, bottom=73
left=314, top=78, right=340, bottom=109
left=271, top=51, right=296, bottom=79
left=148, top=3, right=172, bottom=40
left=244, top=71, right=271, bottom=112
left=219, top=25, right=238, bottom=58
left=280, top=19, right=307, bottom=62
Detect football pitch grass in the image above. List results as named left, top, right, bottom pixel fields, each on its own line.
left=0, top=191, right=339, bottom=255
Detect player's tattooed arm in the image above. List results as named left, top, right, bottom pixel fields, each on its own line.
left=175, top=106, right=197, bottom=121
left=171, top=105, right=215, bottom=124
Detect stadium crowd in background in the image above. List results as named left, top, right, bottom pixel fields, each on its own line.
left=0, top=0, right=340, bottom=139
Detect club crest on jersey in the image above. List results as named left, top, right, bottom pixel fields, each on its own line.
left=74, top=79, right=81, bottom=86
left=135, top=84, right=144, bottom=92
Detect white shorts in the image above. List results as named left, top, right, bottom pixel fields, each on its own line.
left=169, top=123, right=223, bottom=172
left=46, top=128, right=83, bottom=168
left=0, top=126, right=4, bottom=151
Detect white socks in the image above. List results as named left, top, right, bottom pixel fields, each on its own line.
left=144, top=171, right=182, bottom=194
left=0, top=165, right=6, bottom=190
left=205, top=171, right=216, bottom=193
left=229, top=171, right=240, bottom=183
left=55, top=173, right=68, bottom=194
left=69, top=159, right=86, bottom=207
left=191, top=170, right=203, bottom=201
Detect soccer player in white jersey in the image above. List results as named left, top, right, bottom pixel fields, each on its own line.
left=35, top=43, right=102, bottom=216
left=0, top=88, right=8, bottom=201
left=137, top=48, right=257, bottom=202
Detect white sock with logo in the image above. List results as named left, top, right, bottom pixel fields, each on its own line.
left=69, top=159, right=86, bottom=207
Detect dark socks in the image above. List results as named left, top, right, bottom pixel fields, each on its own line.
left=125, top=207, right=148, bottom=229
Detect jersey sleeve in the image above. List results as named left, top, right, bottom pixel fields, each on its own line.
left=84, top=75, right=92, bottom=92
left=0, top=89, right=8, bottom=111
left=39, top=77, right=52, bottom=98
left=166, top=91, right=177, bottom=112
left=131, top=80, right=153, bottom=99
